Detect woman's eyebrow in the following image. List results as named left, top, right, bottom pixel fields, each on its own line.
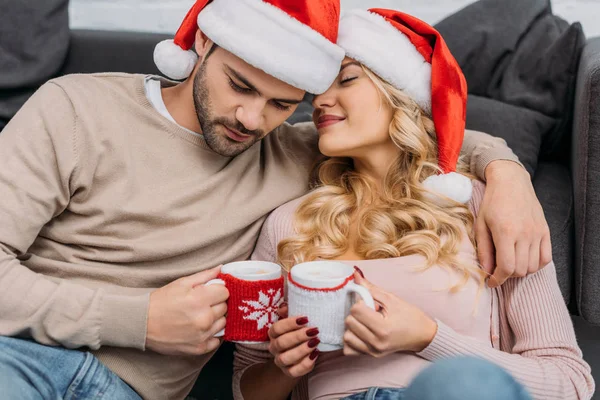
left=340, top=61, right=362, bottom=72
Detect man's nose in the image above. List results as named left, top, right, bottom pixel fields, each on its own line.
left=236, top=100, right=264, bottom=132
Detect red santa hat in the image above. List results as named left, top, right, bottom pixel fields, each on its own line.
left=338, top=9, right=472, bottom=204
left=153, top=0, right=345, bottom=95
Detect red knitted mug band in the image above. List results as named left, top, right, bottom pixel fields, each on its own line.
left=218, top=272, right=285, bottom=342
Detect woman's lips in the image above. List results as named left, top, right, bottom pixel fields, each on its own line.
left=316, top=115, right=346, bottom=130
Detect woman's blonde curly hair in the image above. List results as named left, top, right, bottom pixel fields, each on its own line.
left=277, top=65, right=485, bottom=293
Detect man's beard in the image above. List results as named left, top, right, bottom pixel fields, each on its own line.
left=193, top=64, right=264, bottom=157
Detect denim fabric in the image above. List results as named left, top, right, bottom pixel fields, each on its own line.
left=342, top=357, right=532, bottom=400
left=0, top=336, right=141, bottom=400
left=342, top=387, right=406, bottom=400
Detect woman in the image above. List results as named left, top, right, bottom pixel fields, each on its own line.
left=232, top=9, right=594, bottom=400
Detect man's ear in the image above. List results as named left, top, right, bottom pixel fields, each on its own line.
left=195, top=29, right=213, bottom=59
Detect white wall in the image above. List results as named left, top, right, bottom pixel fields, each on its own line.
left=69, top=0, right=600, bottom=38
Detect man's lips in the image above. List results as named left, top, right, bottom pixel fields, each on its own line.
left=223, top=125, right=252, bottom=142
left=316, top=114, right=346, bottom=129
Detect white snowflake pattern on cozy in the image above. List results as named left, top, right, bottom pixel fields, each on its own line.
left=238, top=288, right=284, bottom=331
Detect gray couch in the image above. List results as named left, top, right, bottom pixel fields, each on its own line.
left=3, top=28, right=600, bottom=399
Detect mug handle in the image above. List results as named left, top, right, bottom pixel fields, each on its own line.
left=205, top=279, right=226, bottom=337
left=346, top=282, right=376, bottom=310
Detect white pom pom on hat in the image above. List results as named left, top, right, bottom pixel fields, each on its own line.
left=423, top=172, right=473, bottom=205
left=153, top=40, right=198, bottom=81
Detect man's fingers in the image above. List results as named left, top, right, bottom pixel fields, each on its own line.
left=514, top=240, right=529, bottom=278
left=208, top=316, right=227, bottom=337
left=528, top=240, right=541, bottom=275
left=475, top=221, right=495, bottom=275
left=490, top=236, right=516, bottom=288
left=183, top=265, right=223, bottom=288
left=540, top=233, right=553, bottom=267
left=196, top=337, right=221, bottom=355
left=198, top=284, right=230, bottom=305
left=211, top=302, right=227, bottom=320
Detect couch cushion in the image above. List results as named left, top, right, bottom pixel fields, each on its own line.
left=434, top=0, right=550, bottom=96
left=532, top=162, right=573, bottom=303
left=60, top=30, right=170, bottom=76
left=0, top=0, right=70, bottom=130
left=572, top=38, right=600, bottom=324
left=494, top=17, right=584, bottom=160
left=435, top=0, right=585, bottom=166
left=466, top=95, right=554, bottom=175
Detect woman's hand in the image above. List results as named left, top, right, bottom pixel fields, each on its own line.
left=343, top=272, right=438, bottom=357
left=268, top=304, right=321, bottom=378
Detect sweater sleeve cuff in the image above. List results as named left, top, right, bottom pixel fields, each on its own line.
left=99, top=293, right=150, bottom=350
left=474, top=147, right=524, bottom=183
left=417, top=319, right=467, bottom=361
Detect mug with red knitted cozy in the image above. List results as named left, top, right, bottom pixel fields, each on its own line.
left=206, top=261, right=284, bottom=343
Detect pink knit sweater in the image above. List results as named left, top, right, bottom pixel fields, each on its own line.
left=233, top=181, right=594, bottom=400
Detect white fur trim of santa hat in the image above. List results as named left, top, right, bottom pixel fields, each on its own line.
left=423, top=172, right=473, bottom=204
left=196, top=0, right=345, bottom=94
left=338, top=9, right=432, bottom=114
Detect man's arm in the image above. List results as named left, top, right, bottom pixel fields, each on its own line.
left=461, top=129, right=523, bottom=181
left=0, top=81, right=229, bottom=355
left=460, top=129, right=552, bottom=287
left=0, top=82, right=149, bottom=350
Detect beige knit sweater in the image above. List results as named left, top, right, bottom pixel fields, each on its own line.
left=0, top=73, right=519, bottom=400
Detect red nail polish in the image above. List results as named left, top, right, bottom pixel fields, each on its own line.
left=354, top=266, right=365, bottom=278
left=306, top=328, right=319, bottom=337
left=309, top=349, right=320, bottom=360
left=308, top=338, right=320, bottom=348
left=279, top=302, right=288, bottom=308
left=296, top=317, right=309, bottom=325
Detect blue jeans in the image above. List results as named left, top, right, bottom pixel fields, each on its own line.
left=0, top=336, right=141, bottom=400
left=342, top=357, right=532, bottom=400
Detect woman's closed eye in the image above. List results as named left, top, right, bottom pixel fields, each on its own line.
left=340, top=76, right=358, bottom=85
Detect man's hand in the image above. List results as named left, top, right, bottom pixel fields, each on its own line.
left=477, top=161, right=552, bottom=288
left=146, top=265, right=229, bottom=356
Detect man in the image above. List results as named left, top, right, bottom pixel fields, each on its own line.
left=0, top=0, right=550, bottom=399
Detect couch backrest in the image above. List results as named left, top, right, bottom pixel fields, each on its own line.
left=59, top=29, right=170, bottom=76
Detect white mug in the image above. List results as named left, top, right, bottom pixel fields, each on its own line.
left=206, top=261, right=283, bottom=342
left=287, top=261, right=375, bottom=351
